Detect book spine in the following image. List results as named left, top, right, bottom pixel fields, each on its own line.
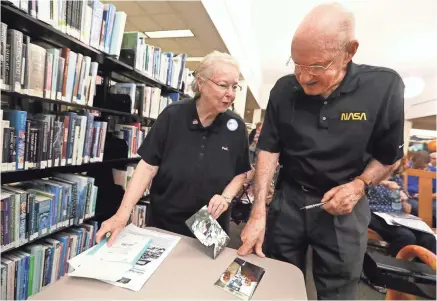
left=24, top=119, right=31, bottom=169
left=0, top=23, right=7, bottom=89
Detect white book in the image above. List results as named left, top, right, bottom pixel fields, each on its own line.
left=108, top=11, right=127, bottom=58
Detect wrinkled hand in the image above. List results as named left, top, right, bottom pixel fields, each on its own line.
left=380, top=180, right=400, bottom=190
left=95, top=212, right=129, bottom=246
left=402, top=201, right=412, bottom=214
left=237, top=213, right=266, bottom=258
left=321, top=179, right=365, bottom=215
left=208, top=195, right=230, bottom=219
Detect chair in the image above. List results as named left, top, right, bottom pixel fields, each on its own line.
left=385, top=245, right=436, bottom=300
left=403, top=168, right=436, bottom=228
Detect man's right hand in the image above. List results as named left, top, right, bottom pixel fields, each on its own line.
left=95, top=212, right=129, bottom=246
left=237, top=214, right=266, bottom=258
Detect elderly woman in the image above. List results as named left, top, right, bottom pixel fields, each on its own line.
left=97, top=51, right=251, bottom=244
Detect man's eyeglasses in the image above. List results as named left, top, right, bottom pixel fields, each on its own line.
left=286, top=44, right=347, bottom=76
left=207, top=78, right=242, bottom=92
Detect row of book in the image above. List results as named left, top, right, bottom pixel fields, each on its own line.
left=114, top=123, right=150, bottom=159
left=109, top=83, right=181, bottom=118
left=120, top=32, right=189, bottom=91
left=131, top=199, right=149, bottom=230
left=1, top=24, right=100, bottom=107
left=112, top=163, right=151, bottom=196
left=1, top=173, right=98, bottom=252
left=4, top=0, right=127, bottom=57
left=1, top=219, right=98, bottom=300
left=0, top=110, right=108, bottom=172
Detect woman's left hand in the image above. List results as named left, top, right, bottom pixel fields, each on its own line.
left=208, top=194, right=230, bottom=219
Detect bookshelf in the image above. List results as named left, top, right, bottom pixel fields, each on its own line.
left=0, top=1, right=196, bottom=298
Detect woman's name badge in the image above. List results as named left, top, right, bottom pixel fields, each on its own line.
left=227, top=119, right=238, bottom=131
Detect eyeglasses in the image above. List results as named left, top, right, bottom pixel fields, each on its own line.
left=207, top=78, right=242, bottom=92
left=286, top=44, right=347, bottom=76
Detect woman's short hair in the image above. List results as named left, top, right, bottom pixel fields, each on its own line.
left=411, top=151, right=431, bottom=169
left=191, top=51, right=240, bottom=97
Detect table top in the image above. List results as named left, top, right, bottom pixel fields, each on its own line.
left=29, top=227, right=307, bottom=300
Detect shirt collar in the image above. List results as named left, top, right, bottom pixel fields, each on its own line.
left=188, top=97, right=223, bottom=133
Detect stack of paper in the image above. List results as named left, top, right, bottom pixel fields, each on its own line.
left=68, top=224, right=181, bottom=291
left=374, top=212, right=435, bottom=235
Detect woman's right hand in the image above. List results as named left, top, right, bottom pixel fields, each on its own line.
left=95, top=212, right=129, bottom=246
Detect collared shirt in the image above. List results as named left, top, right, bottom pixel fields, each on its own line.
left=258, top=62, right=405, bottom=195
left=137, top=98, right=251, bottom=236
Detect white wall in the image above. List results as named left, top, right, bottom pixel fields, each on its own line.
left=233, top=80, right=247, bottom=118
left=405, top=75, right=437, bottom=120
left=201, top=0, right=263, bottom=107
left=253, top=109, right=262, bottom=124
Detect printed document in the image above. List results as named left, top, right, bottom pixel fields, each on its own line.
left=374, top=212, right=435, bottom=235
left=68, top=224, right=180, bottom=291
left=102, top=228, right=181, bottom=291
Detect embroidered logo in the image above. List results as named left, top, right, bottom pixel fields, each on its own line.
left=222, top=146, right=229, bottom=151
left=340, top=112, right=367, bottom=121
left=227, top=119, right=238, bottom=131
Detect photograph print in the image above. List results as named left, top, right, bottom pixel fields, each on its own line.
left=215, top=257, right=265, bottom=301
left=185, top=205, right=230, bottom=259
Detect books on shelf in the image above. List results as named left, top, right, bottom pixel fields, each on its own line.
left=0, top=109, right=108, bottom=172
left=1, top=174, right=99, bottom=253
left=0, top=23, right=100, bottom=106
left=3, top=0, right=127, bottom=58
left=1, top=215, right=98, bottom=300
left=119, top=31, right=191, bottom=91
left=114, top=122, right=150, bottom=159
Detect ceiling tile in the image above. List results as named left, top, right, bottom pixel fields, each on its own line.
left=138, top=1, right=175, bottom=15
left=124, top=19, right=139, bottom=32
left=177, top=37, right=202, bottom=51
left=150, top=14, right=187, bottom=30
left=107, top=1, right=145, bottom=16
left=129, top=15, right=162, bottom=32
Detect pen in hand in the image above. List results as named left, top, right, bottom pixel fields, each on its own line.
left=300, top=200, right=330, bottom=210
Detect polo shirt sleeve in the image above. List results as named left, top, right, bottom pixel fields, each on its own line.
left=137, top=108, right=170, bottom=166
left=236, top=126, right=251, bottom=175
left=371, top=75, right=405, bottom=165
left=257, top=87, right=281, bottom=153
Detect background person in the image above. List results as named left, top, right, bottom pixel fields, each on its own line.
left=96, top=51, right=251, bottom=245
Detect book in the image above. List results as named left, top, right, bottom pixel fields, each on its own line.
left=214, top=257, right=265, bottom=301
left=185, top=205, right=230, bottom=259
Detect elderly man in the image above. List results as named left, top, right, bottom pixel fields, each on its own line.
left=429, top=152, right=436, bottom=171
left=238, top=3, right=404, bottom=300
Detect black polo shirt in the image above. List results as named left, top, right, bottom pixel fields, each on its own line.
left=137, top=98, right=251, bottom=236
left=258, top=62, right=405, bottom=195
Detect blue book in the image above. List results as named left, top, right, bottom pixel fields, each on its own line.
left=3, top=110, right=27, bottom=170
left=91, top=121, right=101, bottom=162
left=82, top=113, right=94, bottom=163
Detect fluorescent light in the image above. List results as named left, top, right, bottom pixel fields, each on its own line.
left=144, top=29, right=194, bottom=39
left=186, top=57, right=203, bottom=62
left=403, top=76, right=425, bottom=99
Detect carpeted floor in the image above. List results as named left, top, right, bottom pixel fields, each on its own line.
left=227, top=222, right=385, bottom=300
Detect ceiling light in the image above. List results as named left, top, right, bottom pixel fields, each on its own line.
left=186, top=57, right=203, bottom=62
left=403, top=76, right=425, bottom=99
left=144, top=29, right=194, bottom=39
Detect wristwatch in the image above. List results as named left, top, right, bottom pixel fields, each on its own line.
left=354, top=176, right=372, bottom=195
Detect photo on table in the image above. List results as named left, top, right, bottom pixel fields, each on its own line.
left=185, top=205, right=230, bottom=259
left=214, top=257, right=265, bottom=301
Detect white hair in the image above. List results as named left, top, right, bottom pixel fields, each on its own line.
left=191, top=51, right=240, bottom=97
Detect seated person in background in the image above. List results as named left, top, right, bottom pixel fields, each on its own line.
left=429, top=152, right=436, bottom=172
left=407, top=151, right=436, bottom=221
left=368, top=160, right=436, bottom=257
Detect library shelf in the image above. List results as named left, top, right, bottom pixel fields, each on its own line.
left=0, top=3, right=188, bottom=96
left=1, top=157, right=141, bottom=184
left=1, top=90, right=157, bottom=120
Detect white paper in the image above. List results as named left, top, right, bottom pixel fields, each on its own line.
left=102, top=228, right=181, bottom=292
left=68, top=224, right=153, bottom=282
left=374, top=212, right=435, bottom=234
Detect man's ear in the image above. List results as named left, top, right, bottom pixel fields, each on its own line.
left=345, top=40, right=359, bottom=63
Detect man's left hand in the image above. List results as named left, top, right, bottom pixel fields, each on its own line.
left=321, top=179, right=365, bottom=215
